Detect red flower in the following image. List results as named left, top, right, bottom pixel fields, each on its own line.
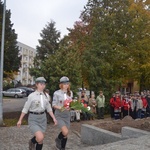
left=64, top=99, right=72, bottom=109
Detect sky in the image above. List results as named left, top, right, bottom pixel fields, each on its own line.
left=6, top=0, right=88, bottom=48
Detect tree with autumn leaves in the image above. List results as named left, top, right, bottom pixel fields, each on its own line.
left=67, top=0, right=150, bottom=93
left=30, top=0, right=150, bottom=96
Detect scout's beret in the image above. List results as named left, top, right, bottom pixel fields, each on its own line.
left=59, top=76, right=69, bottom=83
left=35, top=77, right=46, bottom=83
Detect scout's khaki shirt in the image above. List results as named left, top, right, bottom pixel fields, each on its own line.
left=52, top=89, right=73, bottom=107
left=22, top=91, right=52, bottom=114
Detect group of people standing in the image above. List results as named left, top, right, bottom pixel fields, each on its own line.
left=110, top=91, right=150, bottom=120
left=75, top=90, right=105, bottom=120
left=17, top=76, right=72, bottom=150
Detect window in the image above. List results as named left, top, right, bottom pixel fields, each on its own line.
left=7, top=89, right=11, bottom=92
left=16, top=89, right=20, bottom=92
left=11, top=89, right=16, bottom=92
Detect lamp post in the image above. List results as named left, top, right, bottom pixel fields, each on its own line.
left=0, top=0, right=6, bottom=125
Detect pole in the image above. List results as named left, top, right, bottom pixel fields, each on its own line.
left=0, top=0, right=6, bottom=125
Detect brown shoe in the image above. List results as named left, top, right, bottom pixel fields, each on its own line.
left=29, top=140, right=35, bottom=150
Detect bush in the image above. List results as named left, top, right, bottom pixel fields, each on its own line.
left=3, top=82, right=14, bottom=91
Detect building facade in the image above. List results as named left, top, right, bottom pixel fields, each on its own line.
left=119, top=80, right=140, bottom=94
left=15, top=42, right=36, bottom=85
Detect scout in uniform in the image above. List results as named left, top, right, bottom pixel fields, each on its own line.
left=17, top=77, right=57, bottom=150
left=113, top=92, right=122, bottom=120
left=52, top=76, right=73, bottom=150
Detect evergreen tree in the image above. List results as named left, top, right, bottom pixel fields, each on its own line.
left=30, top=35, right=82, bottom=95
left=30, top=20, right=62, bottom=94
left=0, top=1, right=21, bottom=79
left=36, top=20, right=60, bottom=61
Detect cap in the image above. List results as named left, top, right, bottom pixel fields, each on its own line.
left=59, top=76, right=69, bottom=83
left=35, top=77, right=46, bottom=83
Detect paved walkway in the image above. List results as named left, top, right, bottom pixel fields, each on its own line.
left=0, top=124, right=88, bottom=150
left=1, top=122, right=150, bottom=150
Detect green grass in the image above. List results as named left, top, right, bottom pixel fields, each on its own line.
left=3, top=96, right=12, bottom=99
left=3, top=118, right=28, bottom=127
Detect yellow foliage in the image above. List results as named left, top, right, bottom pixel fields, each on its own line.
left=3, top=71, right=19, bottom=82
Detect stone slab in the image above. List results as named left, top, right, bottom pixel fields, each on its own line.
left=81, top=134, right=150, bottom=150
left=121, top=126, right=150, bottom=139
left=81, top=124, right=122, bottom=145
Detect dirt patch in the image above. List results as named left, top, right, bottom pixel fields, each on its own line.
left=70, top=116, right=150, bottom=134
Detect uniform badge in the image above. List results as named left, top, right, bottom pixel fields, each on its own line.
left=35, top=100, right=40, bottom=107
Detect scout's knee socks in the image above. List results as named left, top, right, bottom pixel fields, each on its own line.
left=58, top=132, right=68, bottom=148
left=58, top=132, right=64, bottom=139
left=31, top=136, right=43, bottom=150
left=36, top=143, right=43, bottom=150
left=55, top=132, right=63, bottom=149
left=31, top=136, right=38, bottom=144
left=61, top=137, right=67, bottom=148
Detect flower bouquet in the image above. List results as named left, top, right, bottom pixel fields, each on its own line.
left=60, top=99, right=72, bottom=112
left=60, top=99, right=93, bottom=114
left=70, top=100, right=93, bottom=114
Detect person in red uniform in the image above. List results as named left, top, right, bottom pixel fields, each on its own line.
left=122, top=95, right=131, bottom=117
left=113, top=92, right=122, bottom=120
left=141, top=95, right=148, bottom=118
left=109, top=93, right=115, bottom=119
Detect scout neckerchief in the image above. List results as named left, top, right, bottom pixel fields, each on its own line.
left=40, top=93, right=44, bottom=109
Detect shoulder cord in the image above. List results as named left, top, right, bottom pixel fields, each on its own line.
left=43, top=91, right=48, bottom=98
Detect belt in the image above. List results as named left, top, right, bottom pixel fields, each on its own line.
left=30, top=111, right=45, bottom=115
